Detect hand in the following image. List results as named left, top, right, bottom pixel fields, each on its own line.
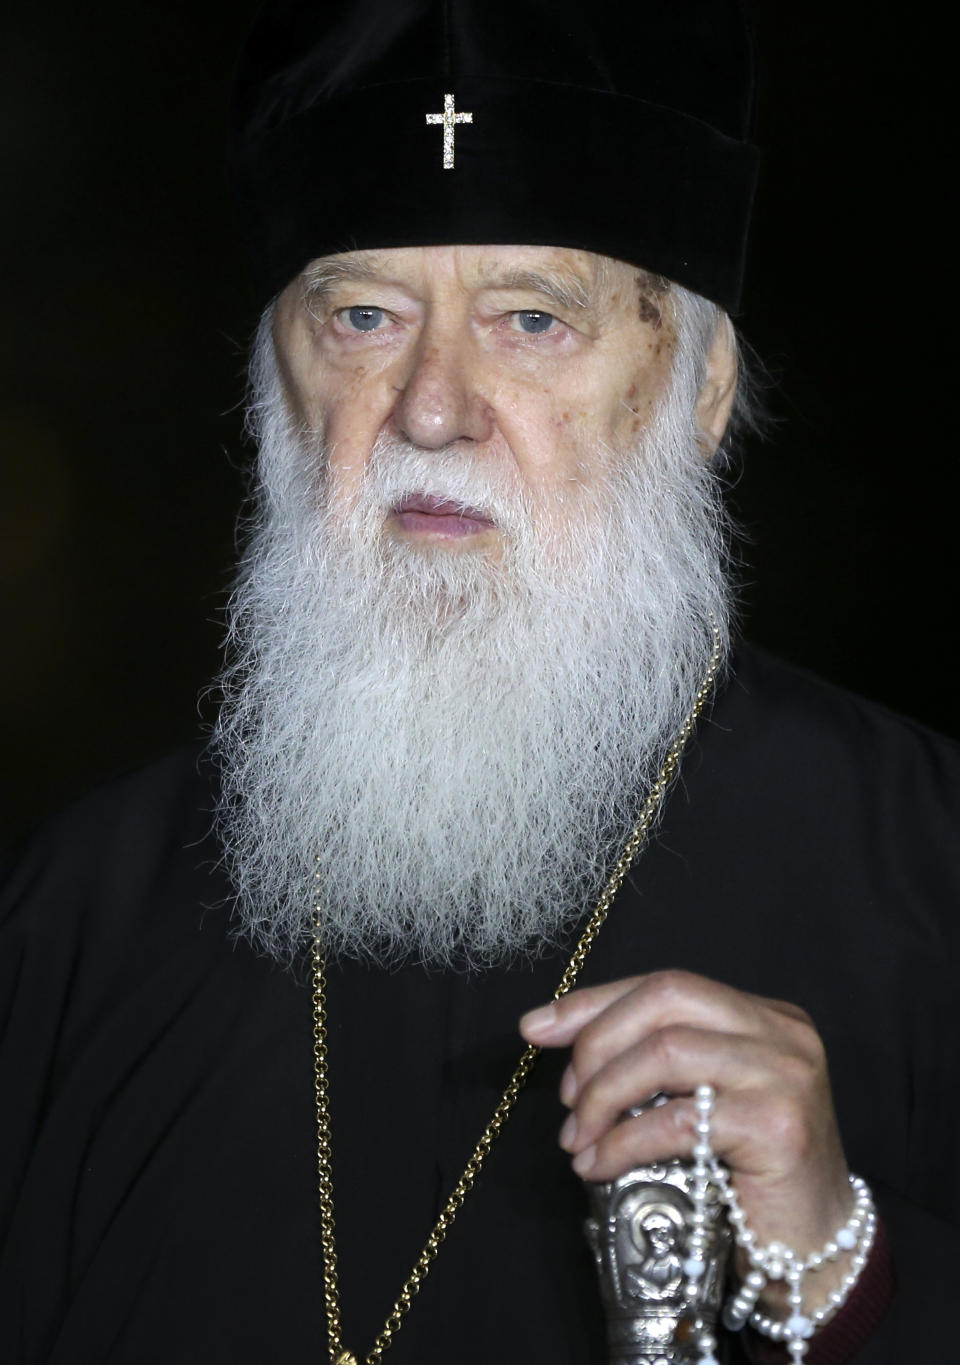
left=520, top=970, right=854, bottom=1304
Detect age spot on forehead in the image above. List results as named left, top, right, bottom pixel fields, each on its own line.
left=635, top=270, right=669, bottom=330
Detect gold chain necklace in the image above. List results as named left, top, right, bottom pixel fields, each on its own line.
left=311, top=624, right=722, bottom=1365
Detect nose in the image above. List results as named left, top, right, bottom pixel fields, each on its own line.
left=393, top=334, right=493, bottom=449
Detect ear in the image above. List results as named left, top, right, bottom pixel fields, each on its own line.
left=695, top=315, right=737, bottom=458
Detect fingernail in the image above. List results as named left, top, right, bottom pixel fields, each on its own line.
left=559, top=1112, right=578, bottom=1151
left=520, top=1003, right=557, bottom=1036
left=572, top=1144, right=597, bottom=1177
left=560, top=1064, right=578, bottom=1106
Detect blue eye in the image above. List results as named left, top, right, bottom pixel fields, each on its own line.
left=515, top=310, right=556, bottom=334
left=345, top=306, right=386, bottom=332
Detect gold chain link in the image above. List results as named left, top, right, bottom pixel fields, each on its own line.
left=311, top=622, right=723, bottom=1364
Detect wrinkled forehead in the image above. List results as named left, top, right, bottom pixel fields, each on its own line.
left=307, top=242, right=600, bottom=288
left=294, top=243, right=671, bottom=318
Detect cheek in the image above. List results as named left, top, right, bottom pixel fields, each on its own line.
left=309, top=368, right=399, bottom=481
left=616, top=339, right=676, bottom=440
left=499, top=395, right=586, bottom=488
left=621, top=380, right=656, bottom=438
left=494, top=367, right=608, bottom=475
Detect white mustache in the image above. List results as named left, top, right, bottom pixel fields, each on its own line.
left=355, top=435, right=532, bottom=538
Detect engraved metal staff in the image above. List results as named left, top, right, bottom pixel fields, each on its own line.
left=583, top=1095, right=733, bottom=1365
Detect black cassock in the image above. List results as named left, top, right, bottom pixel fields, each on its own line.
left=2, top=646, right=958, bottom=1365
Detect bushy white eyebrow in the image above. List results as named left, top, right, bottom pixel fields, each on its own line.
left=301, top=256, right=385, bottom=309
left=479, top=268, right=593, bottom=313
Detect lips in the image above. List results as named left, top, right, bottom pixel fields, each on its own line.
left=392, top=493, right=496, bottom=537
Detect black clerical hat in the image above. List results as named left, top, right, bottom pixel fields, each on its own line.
left=228, top=0, right=759, bottom=314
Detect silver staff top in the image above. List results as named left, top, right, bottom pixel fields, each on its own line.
left=583, top=1096, right=732, bottom=1365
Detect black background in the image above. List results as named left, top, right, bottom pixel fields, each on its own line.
left=1, top=3, right=954, bottom=847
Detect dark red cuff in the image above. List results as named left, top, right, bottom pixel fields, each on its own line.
left=742, top=1216, right=894, bottom=1365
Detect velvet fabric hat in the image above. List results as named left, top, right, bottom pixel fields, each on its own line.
left=228, top=0, right=759, bottom=314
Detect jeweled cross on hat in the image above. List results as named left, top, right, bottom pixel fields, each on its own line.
left=425, top=93, right=473, bottom=169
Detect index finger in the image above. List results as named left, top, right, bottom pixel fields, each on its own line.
left=519, top=969, right=809, bottom=1050
left=520, top=976, right=645, bottom=1045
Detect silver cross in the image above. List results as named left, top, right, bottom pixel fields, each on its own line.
left=425, top=93, right=473, bottom=170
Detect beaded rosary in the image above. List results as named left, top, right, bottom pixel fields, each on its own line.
left=687, top=1085, right=877, bottom=1363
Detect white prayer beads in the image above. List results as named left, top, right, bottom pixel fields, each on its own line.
left=686, top=1085, right=720, bottom=1363
left=688, top=1085, right=877, bottom=1362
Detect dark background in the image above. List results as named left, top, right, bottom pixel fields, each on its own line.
left=1, top=4, right=954, bottom=848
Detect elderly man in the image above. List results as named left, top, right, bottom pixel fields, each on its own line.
left=2, top=3, right=958, bottom=1364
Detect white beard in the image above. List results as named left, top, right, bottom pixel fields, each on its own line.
left=213, top=318, right=733, bottom=968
